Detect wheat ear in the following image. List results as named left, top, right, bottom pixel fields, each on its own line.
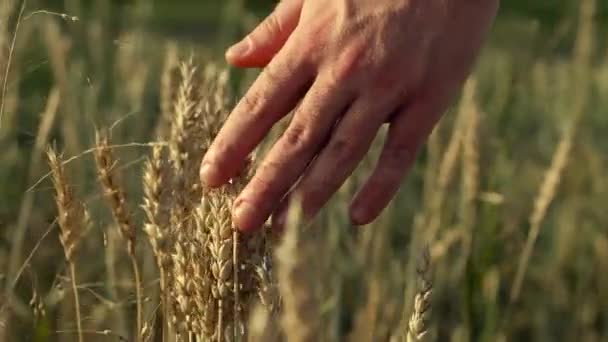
left=142, top=144, right=172, bottom=340
left=205, top=188, right=236, bottom=341
left=47, top=147, right=90, bottom=342
left=94, top=131, right=143, bottom=342
left=407, top=247, right=433, bottom=342
left=510, top=0, right=594, bottom=303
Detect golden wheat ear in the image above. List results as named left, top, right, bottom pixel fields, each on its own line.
left=407, top=246, right=433, bottom=342
left=46, top=147, right=91, bottom=262
left=94, top=130, right=137, bottom=254
left=93, top=130, right=144, bottom=342
left=46, top=146, right=90, bottom=342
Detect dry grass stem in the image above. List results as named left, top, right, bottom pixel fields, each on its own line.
left=276, top=206, right=319, bottom=342
left=460, top=78, right=481, bottom=267
left=510, top=127, right=574, bottom=302
left=159, top=42, right=179, bottom=135
left=0, top=0, right=25, bottom=130
left=510, top=0, right=594, bottom=303
left=423, top=95, right=467, bottom=242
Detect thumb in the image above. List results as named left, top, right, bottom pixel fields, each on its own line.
left=226, top=0, right=304, bottom=68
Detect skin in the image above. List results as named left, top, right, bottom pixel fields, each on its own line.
left=200, top=0, right=500, bottom=232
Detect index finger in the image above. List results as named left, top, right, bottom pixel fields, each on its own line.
left=200, top=43, right=313, bottom=187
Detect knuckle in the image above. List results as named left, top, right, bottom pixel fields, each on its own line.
left=381, top=144, right=412, bottom=177
left=298, top=36, right=324, bottom=60
left=251, top=161, right=282, bottom=199
left=371, top=66, right=406, bottom=96
left=282, top=124, right=313, bottom=151
left=263, top=61, right=285, bottom=83
left=329, top=135, right=359, bottom=162
left=262, top=13, right=282, bottom=35
left=263, top=53, right=304, bottom=83
left=240, top=90, right=265, bottom=117
left=328, top=40, right=368, bottom=83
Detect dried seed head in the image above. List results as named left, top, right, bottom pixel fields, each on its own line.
left=94, top=131, right=136, bottom=255
left=407, top=246, right=433, bottom=342
left=142, top=144, right=172, bottom=286
left=163, top=60, right=269, bottom=340
left=47, top=147, right=90, bottom=262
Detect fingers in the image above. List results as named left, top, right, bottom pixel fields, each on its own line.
left=201, top=46, right=313, bottom=188
left=350, top=99, right=443, bottom=225
left=232, top=78, right=354, bottom=232
left=273, top=97, right=391, bottom=227
left=226, top=0, right=304, bottom=68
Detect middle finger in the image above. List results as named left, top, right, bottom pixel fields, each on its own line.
left=274, top=95, right=394, bottom=227
left=232, top=76, right=355, bottom=232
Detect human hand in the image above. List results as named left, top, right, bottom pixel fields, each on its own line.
left=200, top=0, right=499, bottom=232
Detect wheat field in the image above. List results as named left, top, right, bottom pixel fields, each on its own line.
left=1, top=0, right=607, bottom=341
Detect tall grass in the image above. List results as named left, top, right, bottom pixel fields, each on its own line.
left=1, top=0, right=608, bottom=341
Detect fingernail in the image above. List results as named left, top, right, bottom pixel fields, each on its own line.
left=200, top=162, right=222, bottom=187
left=226, top=39, right=250, bottom=59
left=350, top=204, right=368, bottom=226
left=233, top=200, right=258, bottom=232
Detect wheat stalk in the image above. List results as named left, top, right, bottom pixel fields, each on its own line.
left=510, top=0, right=594, bottom=304
left=47, top=147, right=90, bottom=342
left=276, top=205, right=319, bottom=342
left=0, top=0, right=25, bottom=131
left=142, top=144, right=172, bottom=340
left=94, top=131, right=143, bottom=342
left=510, top=127, right=574, bottom=302
left=423, top=96, right=467, bottom=242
